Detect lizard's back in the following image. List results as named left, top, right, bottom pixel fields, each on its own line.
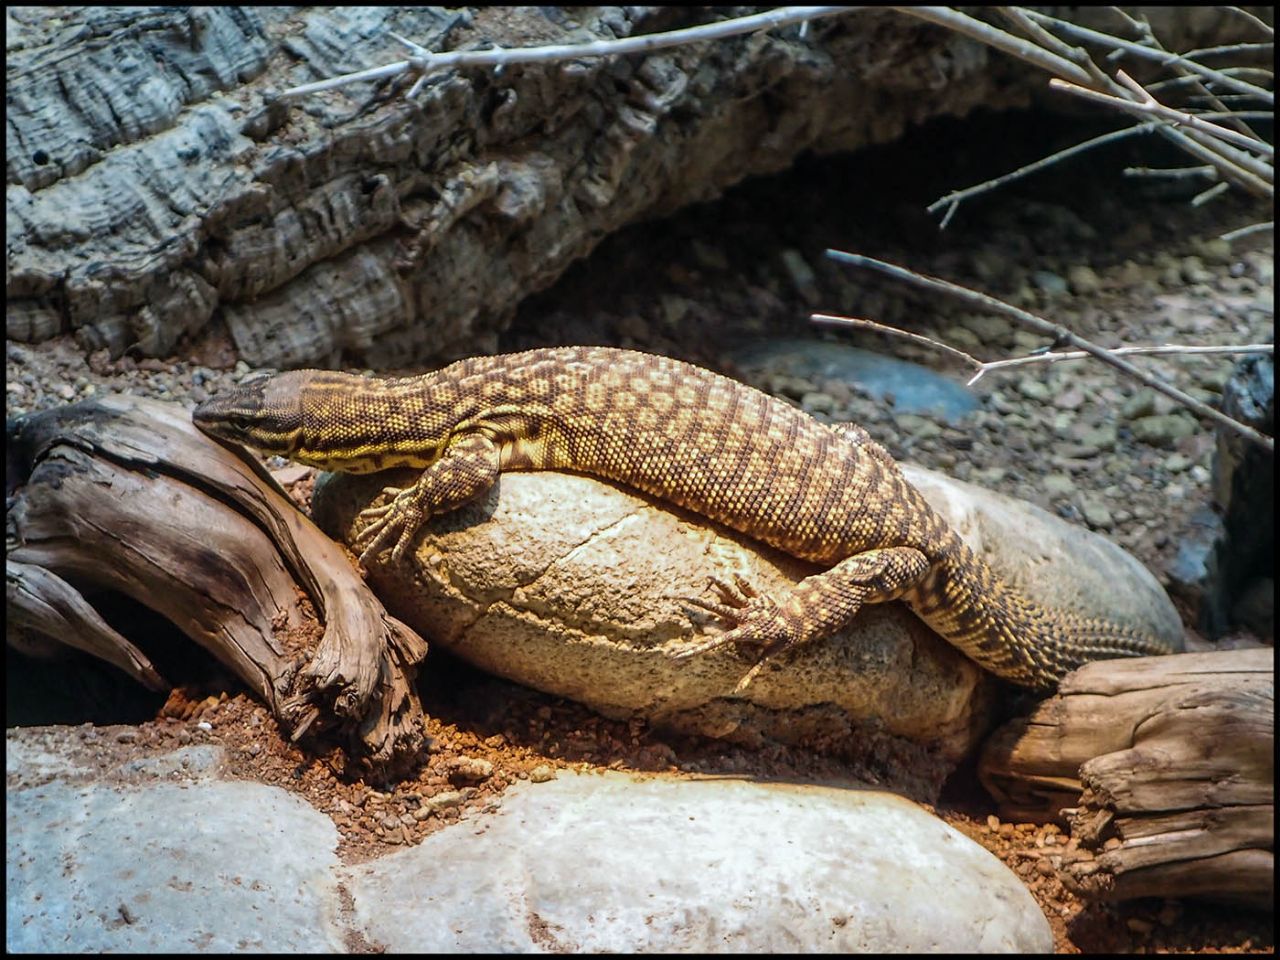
left=413, top=346, right=951, bottom=565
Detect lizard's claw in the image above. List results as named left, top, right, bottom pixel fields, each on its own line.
left=354, top=486, right=424, bottom=564
left=674, top=575, right=802, bottom=690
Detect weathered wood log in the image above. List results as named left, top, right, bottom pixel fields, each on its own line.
left=6, top=6, right=1256, bottom=366
left=979, top=648, right=1273, bottom=908
left=5, top=396, right=428, bottom=768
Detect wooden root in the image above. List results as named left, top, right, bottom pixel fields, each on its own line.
left=979, top=648, right=1273, bottom=908
left=6, top=395, right=429, bottom=770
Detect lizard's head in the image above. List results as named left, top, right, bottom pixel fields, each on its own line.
left=192, top=370, right=317, bottom=458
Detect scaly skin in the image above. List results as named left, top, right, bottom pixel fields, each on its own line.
left=193, top=346, right=1175, bottom=689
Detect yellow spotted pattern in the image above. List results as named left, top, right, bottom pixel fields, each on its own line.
left=194, top=346, right=1176, bottom=689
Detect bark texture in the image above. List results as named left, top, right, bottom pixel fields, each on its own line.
left=5, top=397, right=428, bottom=768
left=6, top=6, right=1250, bottom=367
left=979, top=648, right=1273, bottom=908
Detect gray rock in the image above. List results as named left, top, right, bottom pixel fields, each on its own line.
left=1195, top=237, right=1233, bottom=266
left=1075, top=423, right=1118, bottom=452
left=1016, top=378, right=1051, bottom=402
left=1194, top=363, right=1233, bottom=392
left=1067, top=264, right=1101, bottom=296
left=962, top=313, right=1015, bottom=343
left=6, top=736, right=1051, bottom=954
left=894, top=412, right=942, bottom=440
left=942, top=324, right=982, bottom=351
left=1079, top=497, right=1113, bottom=530
left=1180, top=255, right=1213, bottom=284
left=1131, top=413, right=1197, bottom=447
left=6, top=750, right=345, bottom=952
left=345, top=771, right=1053, bottom=953
left=1121, top=388, right=1157, bottom=419
left=1030, top=270, right=1068, bottom=296
left=1043, top=473, right=1076, bottom=497
left=800, top=391, right=837, bottom=414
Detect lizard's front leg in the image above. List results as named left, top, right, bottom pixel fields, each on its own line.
left=355, top=433, right=500, bottom=563
left=675, top=546, right=931, bottom=689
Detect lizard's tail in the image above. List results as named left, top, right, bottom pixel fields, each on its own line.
left=906, top=537, right=1177, bottom=690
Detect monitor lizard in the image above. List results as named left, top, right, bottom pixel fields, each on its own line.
left=193, top=345, right=1175, bottom=690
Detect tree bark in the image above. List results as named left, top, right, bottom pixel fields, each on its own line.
left=979, top=648, right=1273, bottom=908
left=6, top=396, right=429, bottom=770
left=6, top=6, right=1254, bottom=367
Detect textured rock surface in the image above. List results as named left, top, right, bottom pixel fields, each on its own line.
left=1214, top=356, right=1274, bottom=634
left=312, top=463, right=1182, bottom=768
left=6, top=6, right=1249, bottom=366
left=6, top=734, right=1052, bottom=953
left=347, top=770, right=1054, bottom=953
left=6, top=742, right=345, bottom=953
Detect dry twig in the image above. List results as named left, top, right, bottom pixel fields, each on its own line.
left=907, top=6, right=1275, bottom=217
left=281, top=6, right=853, bottom=99
left=1220, top=220, right=1273, bottom=242
left=1050, top=73, right=1273, bottom=160
left=812, top=314, right=1272, bottom=385
left=823, top=250, right=1275, bottom=453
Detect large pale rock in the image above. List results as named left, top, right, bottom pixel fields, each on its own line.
left=6, top=738, right=344, bottom=953
left=6, top=734, right=1051, bottom=952
left=347, top=770, right=1053, bottom=952
left=313, top=463, right=1182, bottom=770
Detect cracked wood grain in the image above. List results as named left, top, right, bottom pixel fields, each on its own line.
left=5, top=396, right=429, bottom=770
left=978, top=647, right=1273, bottom=908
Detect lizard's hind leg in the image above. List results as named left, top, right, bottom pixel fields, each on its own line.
left=676, top=546, right=932, bottom=689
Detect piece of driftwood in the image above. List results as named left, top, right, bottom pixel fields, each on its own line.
left=6, top=7, right=1253, bottom=366
left=979, top=648, right=1273, bottom=908
left=5, top=396, right=428, bottom=768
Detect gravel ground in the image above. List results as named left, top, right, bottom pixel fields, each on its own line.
left=7, top=110, right=1273, bottom=953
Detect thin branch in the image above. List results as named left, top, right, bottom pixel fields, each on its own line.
left=810, top=314, right=982, bottom=368
left=281, top=6, right=856, bottom=99
left=1047, top=77, right=1274, bottom=197
left=1223, top=7, right=1274, bottom=38
left=927, top=122, right=1162, bottom=218
left=1220, top=220, right=1273, bottom=242
left=1114, top=11, right=1266, bottom=143
left=908, top=9, right=1273, bottom=217
left=1145, top=71, right=1270, bottom=95
left=1051, top=74, right=1273, bottom=159
left=967, top=343, right=1274, bottom=384
left=1191, top=180, right=1232, bottom=206
left=823, top=250, right=1274, bottom=452
left=994, top=6, right=1111, bottom=88
left=1123, top=165, right=1217, bottom=179
left=1022, top=9, right=1274, bottom=103
left=893, top=7, right=1095, bottom=86
left=1181, top=41, right=1274, bottom=61
left=811, top=313, right=1272, bottom=386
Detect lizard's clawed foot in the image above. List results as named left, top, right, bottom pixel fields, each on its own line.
left=354, top=486, right=425, bottom=564
left=674, top=574, right=803, bottom=690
